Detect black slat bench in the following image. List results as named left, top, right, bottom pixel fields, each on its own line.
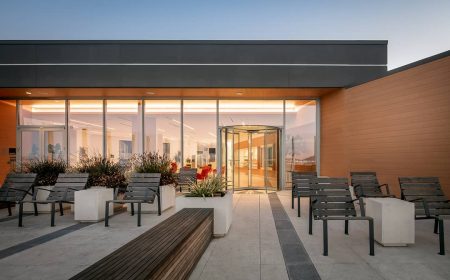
left=71, top=208, right=214, bottom=280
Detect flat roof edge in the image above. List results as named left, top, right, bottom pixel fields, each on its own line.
left=347, top=50, right=450, bottom=88
left=0, top=40, right=388, bottom=45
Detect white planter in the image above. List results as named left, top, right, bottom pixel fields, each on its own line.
left=365, top=197, right=415, bottom=246
left=126, top=184, right=176, bottom=214
left=74, top=187, right=114, bottom=222
left=18, top=186, right=62, bottom=213
left=176, top=191, right=233, bottom=236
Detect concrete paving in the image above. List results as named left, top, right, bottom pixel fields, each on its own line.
left=277, top=190, right=450, bottom=280
left=0, top=192, right=449, bottom=280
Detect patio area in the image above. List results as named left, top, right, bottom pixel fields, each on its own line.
left=0, top=191, right=449, bottom=280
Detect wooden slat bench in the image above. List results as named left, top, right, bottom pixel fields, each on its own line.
left=71, top=208, right=214, bottom=280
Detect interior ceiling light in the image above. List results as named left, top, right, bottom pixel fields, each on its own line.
left=145, top=92, right=156, bottom=95
left=236, top=92, right=243, bottom=96
left=26, top=91, right=32, bottom=95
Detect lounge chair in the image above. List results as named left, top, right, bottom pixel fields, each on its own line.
left=105, top=173, right=161, bottom=227
left=18, top=173, right=89, bottom=227
left=399, top=177, right=450, bottom=255
left=291, top=171, right=316, bottom=217
left=0, top=173, right=37, bottom=216
left=309, top=177, right=374, bottom=256
left=177, top=168, right=197, bottom=192
left=351, top=171, right=394, bottom=214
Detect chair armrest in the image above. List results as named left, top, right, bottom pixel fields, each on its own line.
left=68, top=188, right=80, bottom=191
left=37, top=187, right=54, bottom=192
left=353, top=184, right=365, bottom=196
left=407, top=197, right=430, bottom=217
left=378, top=183, right=390, bottom=195
left=8, top=187, right=32, bottom=196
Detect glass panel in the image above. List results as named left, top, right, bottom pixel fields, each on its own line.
left=19, top=100, right=65, bottom=125
left=44, top=130, right=65, bottom=161
left=106, top=100, right=142, bottom=163
left=285, top=100, right=317, bottom=188
left=20, top=130, right=40, bottom=163
left=68, top=100, right=103, bottom=162
left=144, top=100, right=181, bottom=167
left=236, top=131, right=248, bottom=189
left=219, top=100, right=283, bottom=127
left=183, top=100, right=217, bottom=175
left=264, top=130, right=278, bottom=191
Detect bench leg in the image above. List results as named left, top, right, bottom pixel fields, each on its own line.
left=308, top=201, right=313, bottom=235
left=157, top=194, right=161, bottom=216
left=438, top=219, right=445, bottom=255
left=137, top=203, right=142, bottom=227
left=33, top=202, right=38, bottom=216
left=130, top=203, right=135, bottom=216
left=323, top=220, right=328, bottom=256
left=291, top=190, right=294, bottom=209
left=18, top=202, right=24, bottom=227
left=59, top=202, right=64, bottom=216
left=434, top=218, right=439, bottom=234
left=359, top=197, right=366, bottom=217
left=7, top=202, right=12, bottom=216
left=105, top=201, right=110, bottom=227
left=369, top=219, right=375, bottom=256
left=345, top=219, right=349, bottom=235
left=51, top=202, right=56, bottom=227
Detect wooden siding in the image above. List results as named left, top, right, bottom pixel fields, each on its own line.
left=321, top=56, right=450, bottom=197
left=0, top=101, right=16, bottom=183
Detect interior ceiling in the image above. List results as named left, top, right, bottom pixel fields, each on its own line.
left=0, top=87, right=339, bottom=100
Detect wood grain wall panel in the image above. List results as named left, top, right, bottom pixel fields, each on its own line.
left=321, top=56, right=450, bottom=197
left=0, top=101, right=16, bottom=183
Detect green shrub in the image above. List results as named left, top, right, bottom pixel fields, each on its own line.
left=23, top=158, right=67, bottom=186
left=131, top=152, right=175, bottom=185
left=74, top=155, right=128, bottom=190
left=187, top=175, right=226, bottom=197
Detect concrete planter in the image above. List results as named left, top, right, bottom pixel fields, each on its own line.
left=126, top=184, right=176, bottom=214
left=74, top=187, right=114, bottom=222
left=176, top=191, right=233, bottom=236
left=19, top=186, right=62, bottom=213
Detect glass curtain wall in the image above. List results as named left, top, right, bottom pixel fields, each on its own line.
left=144, top=100, right=182, bottom=167
left=183, top=100, right=217, bottom=173
left=106, top=100, right=142, bottom=164
left=16, top=98, right=318, bottom=189
left=68, top=100, right=104, bottom=162
left=285, top=100, right=317, bottom=188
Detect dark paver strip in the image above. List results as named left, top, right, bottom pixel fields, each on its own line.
left=0, top=208, right=126, bottom=260
left=269, top=193, right=321, bottom=280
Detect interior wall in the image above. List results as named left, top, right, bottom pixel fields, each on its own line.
left=320, top=56, right=450, bottom=196
left=0, top=101, right=16, bottom=183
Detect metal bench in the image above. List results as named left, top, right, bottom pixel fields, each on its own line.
left=399, top=177, right=449, bottom=255
left=177, top=168, right=197, bottom=192
left=18, top=173, right=88, bottom=227
left=105, top=173, right=161, bottom=227
left=291, top=171, right=316, bottom=217
left=71, top=208, right=214, bottom=280
left=309, top=177, right=374, bottom=256
left=0, top=173, right=37, bottom=216
left=351, top=171, right=394, bottom=213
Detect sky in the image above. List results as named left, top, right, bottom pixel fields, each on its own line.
left=0, top=0, right=449, bottom=69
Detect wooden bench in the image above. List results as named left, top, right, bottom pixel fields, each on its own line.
left=71, top=208, right=214, bottom=280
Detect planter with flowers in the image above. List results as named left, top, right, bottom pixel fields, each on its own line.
left=176, top=175, right=232, bottom=236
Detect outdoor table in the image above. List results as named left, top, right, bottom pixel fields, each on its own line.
left=365, top=197, right=415, bottom=246
left=74, top=187, right=114, bottom=222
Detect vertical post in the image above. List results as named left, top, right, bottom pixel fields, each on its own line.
left=137, top=203, right=142, bottom=227
left=309, top=201, right=313, bottom=235
left=369, top=219, right=375, bottom=256
left=248, top=132, right=251, bottom=188
left=105, top=201, right=110, bottom=227
left=439, top=219, right=445, bottom=255
left=51, top=202, right=56, bottom=227
left=102, top=100, right=107, bottom=159
left=282, top=99, right=286, bottom=190
left=323, top=220, right=328, bottom=256
left=141, top=99, right=145, bottom=154
left=216, top=100, right=220, bottom=176
left=65, top=99, right=69, bottom=165
left=180, top=100, right=184, bottom=168
left=315, top=99, right=321, bottom=176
